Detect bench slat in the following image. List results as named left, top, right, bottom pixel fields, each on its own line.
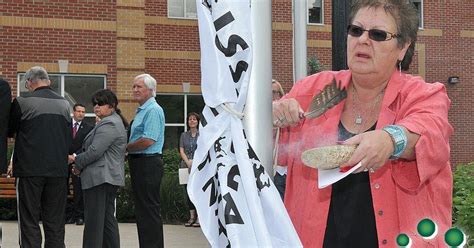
left=0, top=177, right=15, bottom=183
left=0, top=184, right=16, bottom=189
left=0, top=194, right=16, bottom=198
left=0, top=189, right=16, bottom=195
left=1, top=177, right=74, bottom=199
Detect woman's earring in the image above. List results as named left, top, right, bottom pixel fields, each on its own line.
left=398, top=60, right=402, bottom=76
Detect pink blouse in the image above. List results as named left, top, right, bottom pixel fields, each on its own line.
left=278, top=70, right=453, bottom=247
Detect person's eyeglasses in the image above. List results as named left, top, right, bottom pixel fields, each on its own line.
left=347, top=24, right=400, bottom=42
left=92, top=100, right=107, bottom=106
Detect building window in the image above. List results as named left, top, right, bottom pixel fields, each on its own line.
left=410, top=0, right=423, bottom=28
left=156, top=93, right=205, bottom=150
left=308, top=0, right=323, bottom=24
left=17, top=73, right=106, bottom=118
left=168, top=0, right=197, bottom=19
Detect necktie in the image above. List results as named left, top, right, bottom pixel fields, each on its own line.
left=73, top=122, right=79, bottom=138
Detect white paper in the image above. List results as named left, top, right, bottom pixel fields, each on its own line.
left=178, top=168, right=189, bottom=185
left=318, top=162, right=362, bottom=189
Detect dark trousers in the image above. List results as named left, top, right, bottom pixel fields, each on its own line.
left=83, top=183, right=120, bottom=248
left=183, top=185, right=196, bottom=210
left=274, top=173, right=286, bottom=201
left=16, top=177, right=67, bottom=248
left=129, top=156, right=164, bottom=248
left=72, top=173, right=84, bottom=220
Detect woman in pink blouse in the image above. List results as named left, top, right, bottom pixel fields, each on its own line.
left=273, top=1, right=453, bottom=247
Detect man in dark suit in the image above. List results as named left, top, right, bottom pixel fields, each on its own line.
left=67, top=103, right=93, bottom=225
left=0, top=78, right=11, bottom=174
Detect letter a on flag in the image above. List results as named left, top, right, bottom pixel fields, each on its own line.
left=188, top=0, right=303, bottom=247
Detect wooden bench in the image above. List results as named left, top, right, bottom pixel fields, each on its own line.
left=0, top=176, right=74, bottom=199
left=0, top=177, right=16, bottom=198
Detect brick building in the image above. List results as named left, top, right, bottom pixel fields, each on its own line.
left=0, top=0, right=472, bottom=164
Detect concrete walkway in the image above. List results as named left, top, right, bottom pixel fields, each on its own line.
left=1, top=221, right=209, bottom=247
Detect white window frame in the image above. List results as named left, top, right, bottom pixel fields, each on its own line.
left=307, top=0, right=324, bottom=25
left=157, top=93, right=203, bottom=132
left=167, top=0, right=198, bottom=20
left=156, top=93, right=205, bottom=150
left=17, top=73, right=106, bottom=117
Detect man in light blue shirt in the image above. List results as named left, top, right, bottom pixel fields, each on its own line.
left=128, top=93, right=164, bottom=155
left=127, top=73, right=165, bottom=247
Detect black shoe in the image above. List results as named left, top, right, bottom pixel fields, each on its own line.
left=75, top=218, right=84, bottom=225
left=66, top=218, right=75, bottom=224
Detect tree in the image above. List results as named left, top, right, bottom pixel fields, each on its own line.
left=308, top=55, right=324, bottom=75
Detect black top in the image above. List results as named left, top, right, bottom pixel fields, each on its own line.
left=179, top=130, right=199, bottom=168
left=9, top=86, right=72, bottom=177
left=323, top=122, right=378, bottom=248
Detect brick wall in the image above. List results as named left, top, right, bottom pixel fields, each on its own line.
left=0, top=0, right=117, bottom=94
left=421, top=0, right=474, bottom=165
left=0, top=1, right=472, bottom=164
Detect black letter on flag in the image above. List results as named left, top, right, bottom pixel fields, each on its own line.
left=227, top=164, right=240, bottom=191
left=229, top=61, right=249, bottom=83
left=223, top=193, right=244, bottom=224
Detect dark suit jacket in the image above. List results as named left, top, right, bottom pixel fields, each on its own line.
left=69, top=121, right=93, bottom=155
left=0, top=79, right=11, bottom=174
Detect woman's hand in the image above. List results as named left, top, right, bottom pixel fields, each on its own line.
left=68, top=154, right=76, bottom=164
left=186, top=159, right=193, bottom=168
left=343, top=130, right=394, bottom=173
left=272, top=98, right=304, bottom=128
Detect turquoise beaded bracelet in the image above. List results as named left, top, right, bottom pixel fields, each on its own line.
left=382, top=125, right=407, bottom=160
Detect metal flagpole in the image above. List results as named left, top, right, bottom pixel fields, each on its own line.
left=244, top=0, right=273, bottom=175
left=293, top=0, right=308, bottom=82
left=190, top=1, right=302, bottom=246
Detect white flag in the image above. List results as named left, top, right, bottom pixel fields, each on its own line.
left=188, top=1, right=302, bottom=247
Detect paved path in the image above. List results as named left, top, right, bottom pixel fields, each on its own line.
left=1, top=221, right=209, bottom=247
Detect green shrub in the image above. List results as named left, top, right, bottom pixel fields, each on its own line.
left=308, top=55, right=324, bottom=75
left=116, top=162, right=135, bottom=222
left=452, top=162, right=474, bottom=245
left=7, top=143, right=13, bottom=160
left=160, top=149, right=188, bottom=224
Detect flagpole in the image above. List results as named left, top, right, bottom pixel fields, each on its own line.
left=293, top=0, right=308, bottom=81
left=244, top=0, right=273, bottom=175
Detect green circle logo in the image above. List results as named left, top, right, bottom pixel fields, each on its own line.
left=417, top=219, right=437, bottom=239
left=396, top=233, right=411, bottom=247
left=444, top=228, right=465, bottom=247
left=397, top=218, right=467, bottom=246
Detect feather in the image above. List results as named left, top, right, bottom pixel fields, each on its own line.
left=303, top=77, right=347, bottom=119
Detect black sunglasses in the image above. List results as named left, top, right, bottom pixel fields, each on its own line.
left=92, top=100, right=107, bottom=106
left=347, top=24, right=400, bottom=41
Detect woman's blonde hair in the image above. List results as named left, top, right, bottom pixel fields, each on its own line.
left=272, top=79, right=285, bottom=98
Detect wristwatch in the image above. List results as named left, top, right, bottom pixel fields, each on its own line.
left=382, top=125, right=407, bottom=160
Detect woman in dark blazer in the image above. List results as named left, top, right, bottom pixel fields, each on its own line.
left=69, top=89, right=128, bottom=248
